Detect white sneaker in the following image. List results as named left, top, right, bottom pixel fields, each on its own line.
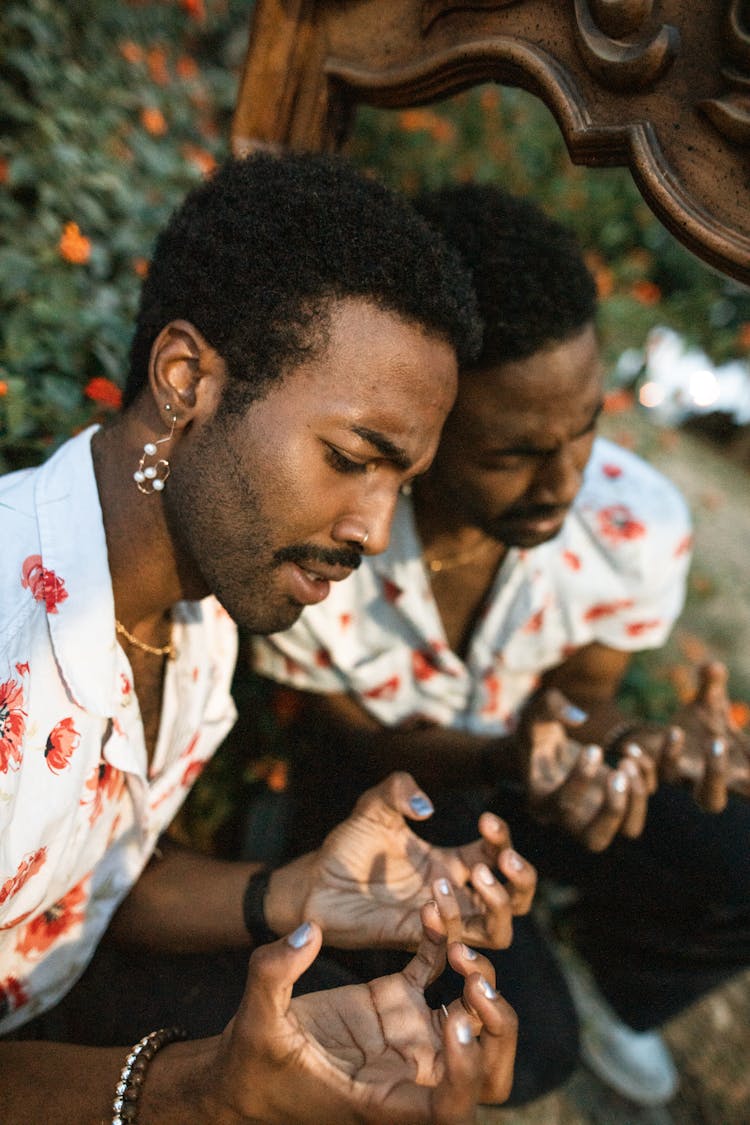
left=556, top=942, right=679, bottom=1106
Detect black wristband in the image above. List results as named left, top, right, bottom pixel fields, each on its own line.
left=242, top=867, right=278, bottom=945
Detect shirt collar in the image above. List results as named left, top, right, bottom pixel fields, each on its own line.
left=34, top=425, right=120, bottom=717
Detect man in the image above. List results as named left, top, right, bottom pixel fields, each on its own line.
left=0, top=157, right=530, bottom=1123
left=251, top=184, right=750, bottom=1107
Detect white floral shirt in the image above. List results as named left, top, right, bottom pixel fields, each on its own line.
left=0, top=428, right=237, bottom=1034
left=252, top=438, right=692, bottom=733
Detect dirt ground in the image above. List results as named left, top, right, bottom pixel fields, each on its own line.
left=479, top=409, right=750, bottom=1124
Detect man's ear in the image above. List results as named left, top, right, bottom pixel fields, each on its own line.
left=148, top=319, right=225, bottom=422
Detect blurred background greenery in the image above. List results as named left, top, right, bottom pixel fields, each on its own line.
left=2, top=0, right=749, bottom=851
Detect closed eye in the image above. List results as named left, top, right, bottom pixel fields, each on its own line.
left=325, top=444, right=370, bottom=475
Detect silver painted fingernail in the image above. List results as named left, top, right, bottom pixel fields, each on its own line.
left=625, top=742, right=642, bottom=757
left=437, top=878, right=451, bottom=895
left=477, top=863, right=495, bottom=886
left=463, top=944, right=478, bottom=960
left=409, top=794, right=434, bottom=817
left=585, top=744, right=601, bottom=763
left=563, top=704, right=588, bottom=724
left=612, top=771, right=628, bottom=793
left=287, top=922, right=313, bottom=949
left=506, top=849, right=524, bottom=872
left=712, top=738, right=725, bottom=756
left=479, top=976, right=498, bottom=1000
left=455, top=1018, right=473, bottom=1045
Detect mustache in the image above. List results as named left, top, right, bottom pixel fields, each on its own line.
left=272, top=543, right=364, bottom=570
left=501, top=504, right=570, bottom=522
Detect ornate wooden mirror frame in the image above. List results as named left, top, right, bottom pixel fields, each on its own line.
left=232, top=0, right=750, bottom=285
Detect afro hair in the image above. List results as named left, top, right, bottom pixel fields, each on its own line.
left=124, top=152, right=482, bottom=406
left=414, top=183, right=597, bottom=369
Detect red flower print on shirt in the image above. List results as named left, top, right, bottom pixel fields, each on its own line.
left=0, top=847, right=47, bottom=909
left=382, top=577, right=402, bottom=604
left=80, top=760, right=124, bottom=827
left=315, top=647, right=332, bottom=668
left=625, top=620, right=662, bottom=637
left=597, top=505, right=646, bottom=544
left=15, top=875, right=89, bottom=960
left=0, top=677, right=26, bottom=773
left=563, top=551, right=582, bottom=571
left=412, top=648, right=441, bottom=681
left=44, top=717, right=80, bottom=774
left=602, top=463, right=623, bottom=479
left=15, top=661, right=29, bottom=677
left=583, top=599, right=635, bottom=622
left=674, top=533, right=693, bottom=558
left=182, top=758, right=206, bottom=788
left=339, top=613, right=353, bottom=630
left=21, top=555, right=68, bottom=614
left=0, top=976, right=28, bottom=1020
left=481, top=672, right=502, bottom=718
left=364, top=675, right=401, bottom=701
left=523, top=607, right=545, bottom=633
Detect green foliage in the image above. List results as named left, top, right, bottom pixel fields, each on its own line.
left=0, top=0, right=247, bottom=471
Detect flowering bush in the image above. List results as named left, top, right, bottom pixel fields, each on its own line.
left=0, top=0, right=247, bottom=472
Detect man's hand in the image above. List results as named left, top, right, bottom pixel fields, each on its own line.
left=266, top=771, right=536, bottom=950
left=517, top=689, right=655, bottom=852
left=659, top=661, right=749, bottom=812
left=206, top=900, right=516, bottom=1124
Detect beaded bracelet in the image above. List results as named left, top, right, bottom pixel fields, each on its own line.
left=111, top=1025, right=187, bottom=1125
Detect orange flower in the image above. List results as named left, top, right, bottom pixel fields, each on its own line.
left=176, top=55, right=199, bottom=80
left=397, top=109, right=455, bottom=143
left=84, top=377, right=122, bottom=409
left=729, top=701, right=750, bottom=729
left=737, top=322, right=750, bottom=350
left=266, top=760, right=288, bottom=793
left=584, top=252, right=615, bottom=299
left=132, top=257, right=149, bottom=279
left=140, top=107, right=168, bottom=136
left=118, top=40, right=143, bottom=65
left=631, top=279, right=662, bottom=306
left=0, top=157, right=8, bottom=185
left=147, top=46, right=170, bottom=86
left=182, top=144, right=217, bottom=177
left=58, top=222, right=91, bottom=265
left=602, top=388, right=634, bottom=414
left=480, top=87, right=500, bottom=113
left=0, top=381, right=8, bottom=397
left=182, top=0, right=206, bottom=19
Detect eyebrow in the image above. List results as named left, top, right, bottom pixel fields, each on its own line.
left=496, top=399, right=605, bottom=457
left=351, top=425, right=412, bottom=471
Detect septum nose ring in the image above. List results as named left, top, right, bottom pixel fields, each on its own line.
left=361, top=530, right=369, bottom=547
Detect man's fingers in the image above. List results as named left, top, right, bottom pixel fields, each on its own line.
left=697, top=661, right=730, bottom=711
left=401, top=901, right=448, bottom=990
left=477, top=811, right=512, bottom=856
left=431, top=1015, right=482, bottom=1125
left=536, top=687, right=588, bottom=729
left=353, top=770, right=434, bottom=826
left=696, top=738, right=730, bottom=813
left=581, top=769, right=629, bottom=852
left=497, top=848, right=537, bottom=915
left=660, top=726, right=685, bottom=783
left=468, top=977, right=518, bottom=1104
left=463, top=863, right=512, bottom=948
left=617, top=756, right=649, bottom=837
left=621, top=741, right=658, bottom=795
left=237, top=921, right=323, bottom=1035
left=433, top=877, right=464, bottom=945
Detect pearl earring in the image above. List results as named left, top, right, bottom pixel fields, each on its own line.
left=133, top=405, right=176, bottom=494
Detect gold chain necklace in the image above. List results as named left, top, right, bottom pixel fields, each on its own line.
left=115, top=619, right=176, bottom=660
left=423, top=535, right=497, bottom=575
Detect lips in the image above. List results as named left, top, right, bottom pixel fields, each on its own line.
left=284, top=561, right=353, bottom=606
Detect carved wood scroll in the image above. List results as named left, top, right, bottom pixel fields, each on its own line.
left=233, top=0, right=750, bottom=285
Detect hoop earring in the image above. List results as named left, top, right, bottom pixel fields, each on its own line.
left=133, top=406, right=176, bottom=494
